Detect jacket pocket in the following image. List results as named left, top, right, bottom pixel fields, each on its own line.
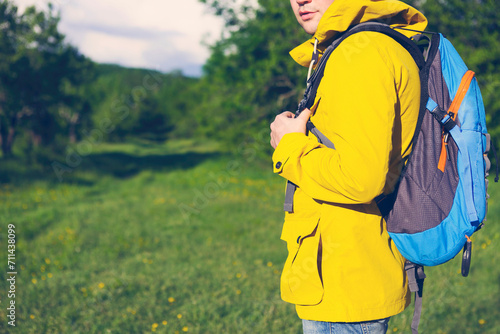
left=280, top=218, right=324, bottom=305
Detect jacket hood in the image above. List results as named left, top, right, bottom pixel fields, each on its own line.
left=290, top=0, right=428, bottom=67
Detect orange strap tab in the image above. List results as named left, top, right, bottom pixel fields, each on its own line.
left=448, top=70, right=475, bottom=119
left=438, top=140, right=447, bottom=172
left=437, top=70, right=475, bottom=172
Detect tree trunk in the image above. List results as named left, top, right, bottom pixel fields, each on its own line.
left=69, top=123, right=77, bottom=144
left=59, top=109, right=80, bottom=144
left=1, top=114, right=19, bottom=157
left=1, top=125, right=15, bottom=157
left=30, top=130, right=42, bottom=147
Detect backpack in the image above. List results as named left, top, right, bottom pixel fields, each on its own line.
left=285, top=22, right=499, bottom=333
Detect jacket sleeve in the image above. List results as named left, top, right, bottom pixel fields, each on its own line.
left=273, top=36, right=402, bottom=205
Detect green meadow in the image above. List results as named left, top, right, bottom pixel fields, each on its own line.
left=0, top=141, right=499, bottom=333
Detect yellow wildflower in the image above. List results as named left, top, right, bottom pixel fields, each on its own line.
left=154, top=198, right=166, bottom=205
left=168, top=297, right=175, bottom=303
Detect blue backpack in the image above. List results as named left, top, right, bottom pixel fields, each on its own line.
left=286, top=22, right=498, bottom=334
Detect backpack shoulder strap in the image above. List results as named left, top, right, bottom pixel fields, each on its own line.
left=299, top=22, right=426, bottom=113
left=348, top=22, right=426, bottom=69
left=286, top=23, right=431, bottom=214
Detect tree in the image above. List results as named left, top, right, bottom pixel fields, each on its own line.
left=197, top=0, right=500, bottom=153
left=196, top=0, right=309, bottom=153
left=0, top=0, right=24, bottom=156
left=0, top=1, right=94, bottom=157
left=54, top=46, right=95, bottom=145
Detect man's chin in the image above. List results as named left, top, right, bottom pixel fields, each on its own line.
left=300, top=21, right=319, bottom=35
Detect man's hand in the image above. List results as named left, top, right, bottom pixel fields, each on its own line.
left=270, top=108, right=312, bottom=149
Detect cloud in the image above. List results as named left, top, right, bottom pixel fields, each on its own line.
left=143, top=42, right=203, bottom=77
left=62, top=21, right=181, bottom=41
left=13, top=0, right=225, bottom=76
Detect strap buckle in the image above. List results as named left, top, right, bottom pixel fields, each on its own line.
left=405, top=261, right=426, bottom=293
left=429, top=105, right=457, bottom=133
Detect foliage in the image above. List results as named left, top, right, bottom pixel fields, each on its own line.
left=0, top=1, right=94, bottom=157
left=199, top=0, right=257, bottom=28
left=193, top=0, right=309, bottom=155
left=2, top=0, right=499, bottom=162
left=84, top=65, right=198, bottom=143
left=197, top=0, right=500, bottom=151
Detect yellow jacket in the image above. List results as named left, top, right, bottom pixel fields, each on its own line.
left=273, top=0, right=427, bottom=322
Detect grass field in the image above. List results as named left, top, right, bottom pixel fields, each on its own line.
left=0, top=141, right=499, bottom=333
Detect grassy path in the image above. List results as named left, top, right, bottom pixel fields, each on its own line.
left=0, top=142, right=498, bottom=333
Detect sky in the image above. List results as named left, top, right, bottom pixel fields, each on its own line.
left=13, top=0, right=227, bottom=76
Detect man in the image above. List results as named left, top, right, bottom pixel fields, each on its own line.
left=270, top=0, right=428, bottom=333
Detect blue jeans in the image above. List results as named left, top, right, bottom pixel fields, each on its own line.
left=302, top=318, right=390, bottom=334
